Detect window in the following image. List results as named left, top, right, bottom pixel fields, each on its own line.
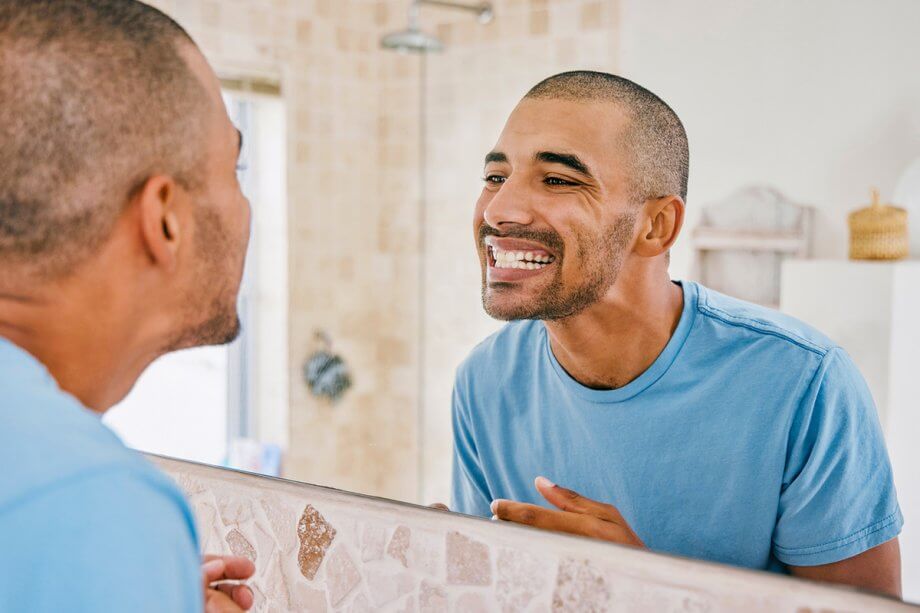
left=104, top=86, right=288, bottom=474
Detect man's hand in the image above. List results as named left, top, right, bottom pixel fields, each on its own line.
left=491, top=476, right=645, bottom=548
left=202, top=555, right=256, bottom=612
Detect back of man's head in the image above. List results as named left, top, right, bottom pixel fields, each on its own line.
left=0, top=0, right=208, bottom=277
left=525, top=70, right=689, bottom=204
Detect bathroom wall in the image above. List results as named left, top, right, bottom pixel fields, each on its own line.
left=147, top=0, right=423, bottom=501
left=156, top=455, right=917, bottom=612
left=614, top=0, right=920, bottom=281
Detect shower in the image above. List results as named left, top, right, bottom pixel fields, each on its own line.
left=380, top=0, right=494, bottom=502
left=381, top=0, right=494, bottom=53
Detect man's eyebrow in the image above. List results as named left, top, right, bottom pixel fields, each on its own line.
left=236, top=129, right=243, bottom=155
left=535, top=151, right=593, bottom=178
left=484, top=151, right=508, bottom=165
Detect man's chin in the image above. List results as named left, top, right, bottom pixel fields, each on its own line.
left=482, top=295, right=543, bottom=322
left=169, top=312, right=242, bottom=352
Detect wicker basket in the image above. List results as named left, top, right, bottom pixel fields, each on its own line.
left=848, top=188, right=909, bottom=260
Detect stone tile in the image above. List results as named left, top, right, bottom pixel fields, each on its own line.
left=263, top=552, right=293, bottom=611
left=261, top=498, right=298, bottom=555
left=387, top=525, right=411, bottom=567
left=529, top=9, right=549, bottom=36
left=297, top=504, right=337, bottom=580
left=365, top=568, right=417, bottom=608
left=290, top=582, right=329, bottom=613
left=454, top=592, right=492, bottom=613
left=348, top=593, right=373, bottom=613
left=496, top=548, right=550, bottom=612
left=225, top=527, right=257, bottom=562
left=418, top=580, right=448, bottom=613
left=174, top=471, right=207, bottom=496
left=217, top=494, right=254, bottom=527
left=360, top=523, right=387, bottom=562
left=406, top=529, right=442, bottom=577
left=325, top=546, right=362, bottom=606
left=551, top=558, right=610, bottom=612
left=446, top=531, right=492, bottom=586
left=579, top=1, right=604, bottom=30
left=395, top=595, right=417, bottom=613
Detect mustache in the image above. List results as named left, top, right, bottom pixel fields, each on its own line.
left=478, top=223, right=565, bottom=255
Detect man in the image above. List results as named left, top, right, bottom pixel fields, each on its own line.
left=451, top=71, right=903, bottom=597
left=0, top=1, right=256, bottom=610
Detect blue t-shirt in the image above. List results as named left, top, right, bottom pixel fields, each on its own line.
left=0, top=338, right=202, bottom=612
left=451, top=281, right=902, bottom=572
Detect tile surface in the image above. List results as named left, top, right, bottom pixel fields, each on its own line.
left=156, top=457, right=918, bottom=612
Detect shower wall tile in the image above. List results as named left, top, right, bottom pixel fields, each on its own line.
left=156, top=456, right=915, bottom=612
left=148, top=0, right=422, bottom=502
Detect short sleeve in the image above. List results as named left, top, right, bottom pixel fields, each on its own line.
left=0, top=467, right=203, bottom=612
left=773, top=347, right=903, bottom=566
left=450, top=366, right=493, bottom=517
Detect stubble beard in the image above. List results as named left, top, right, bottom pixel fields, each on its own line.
left=481, top=210, right=637, bottom=322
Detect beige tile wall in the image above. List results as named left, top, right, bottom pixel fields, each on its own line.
left=156, top=456, right=918, bottom=612
left=149, top=0, right=421, bottom=501
left=148, top=0, right=618, bottom=504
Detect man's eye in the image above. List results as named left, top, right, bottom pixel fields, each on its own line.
left=236, top=163, right=249, bottom=172
left=483, top=175, right=506, bottom=184
left=545, top=176, right=575, bottom=186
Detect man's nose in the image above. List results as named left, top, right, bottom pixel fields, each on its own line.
left=482, top=178, right=534, bottom=229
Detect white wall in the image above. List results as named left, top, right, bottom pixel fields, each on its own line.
left=618, top=0, right=920, bottom=280
left=105, top=346, right=229, bottom=465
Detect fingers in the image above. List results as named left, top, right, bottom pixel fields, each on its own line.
left=491, top=496, right=645, bottom=547
left=202, top=555, right=256, bottom=608
left=203, top=555, right=256, bottom=582
left=491, top=500, right=595, bottom=536
left=219, top=556, right=256, bottom=581
left=534, top=476, right=624, bottom=523
left=428, top=503, right=450, bottom=511
left=202, top=559, right=227, bottom=586
left=216, top=583, right=254, bottom=610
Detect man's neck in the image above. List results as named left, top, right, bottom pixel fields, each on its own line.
left=543, top=267, right=684, bottom=390
left=0, top=280, right=158, bottom=413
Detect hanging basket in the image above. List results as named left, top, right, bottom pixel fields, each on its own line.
left=848, top=188, right=908, bottom=261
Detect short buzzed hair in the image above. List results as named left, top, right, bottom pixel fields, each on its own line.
left=526, top=71, right=689, bottom=203
left=0, top=0, right=209, bottom=276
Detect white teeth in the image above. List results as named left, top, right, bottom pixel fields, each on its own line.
left=491, top=247, right=556, bottom=268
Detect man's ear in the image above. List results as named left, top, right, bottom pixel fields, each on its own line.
left=634, top=195, right=684, bottom=258
left=136, top=175, right=182, bottom=272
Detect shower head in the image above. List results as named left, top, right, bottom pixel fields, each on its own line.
left=380, top=27, right=445, bottom=54
left=380, top=0, right=494, bottom=54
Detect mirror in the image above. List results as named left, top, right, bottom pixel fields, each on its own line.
left=101, top=0, right=920, bottom=603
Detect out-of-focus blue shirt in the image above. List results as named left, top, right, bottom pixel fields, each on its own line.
left=451, top=281, right=902, bottom=571
left=0, top=338, right=202, bottom=612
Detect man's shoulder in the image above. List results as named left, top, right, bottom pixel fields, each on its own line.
left=693, top=282, right=836, bottom=358
left=0, top=461, right=201, bottom=612
left=456, top=319, right=544, bottom=381
left=0, top=361, right=176, bottom=517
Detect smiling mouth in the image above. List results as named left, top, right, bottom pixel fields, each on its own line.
left=487, top=246, right=556, bottom=270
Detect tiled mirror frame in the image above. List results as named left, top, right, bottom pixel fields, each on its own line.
left=154, top=456, right=917, bottom=612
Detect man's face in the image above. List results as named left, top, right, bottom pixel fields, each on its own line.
left=169, top=47, right=251, bottom=350
left=475, top=98, right=639, bottom=321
